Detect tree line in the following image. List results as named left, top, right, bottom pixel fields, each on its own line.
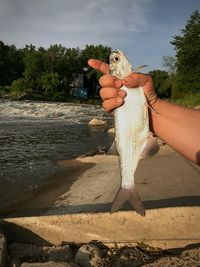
left=0, top=10, right=199, bottom=104
left=0, top=43, right=111, bottom=101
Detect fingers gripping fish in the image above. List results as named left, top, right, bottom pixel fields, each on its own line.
left=109, top=50, right=159, bottom=216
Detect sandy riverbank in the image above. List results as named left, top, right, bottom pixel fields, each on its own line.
left=2, top=143, right=200, bottom=218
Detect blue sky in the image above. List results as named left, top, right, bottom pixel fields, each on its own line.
left=0, top=0, right=199, bottom=71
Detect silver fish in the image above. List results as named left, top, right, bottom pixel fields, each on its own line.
left=109, top=50, right=159, bottom=216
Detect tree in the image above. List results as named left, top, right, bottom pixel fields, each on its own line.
left=39, top=72, right=60, bottom=94
left=43, top=45, right=81, bottom=94
left=171, top=10, right=200, bottom=92
left=80, top=45, right=112, bottom=97
left=149, top=69, right=171, bottom=98
left=0, top=40, right=112, bottom=100
left=162, top=55, right=176, bottom=74
left=22, top=48, right=45, bottom=92
left=0, top=41, right=24, bottom=86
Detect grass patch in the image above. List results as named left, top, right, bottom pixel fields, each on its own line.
left=171, top=92, right=200, bottom=107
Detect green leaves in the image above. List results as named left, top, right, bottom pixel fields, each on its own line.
left=171, top=10, right=200, bottom=93
left=0, top=42, right=111, bottom=99
left=39, top=72, right=60, bottom=94
left=149, top=69, right=171, bottom=98
left=0, top=41, right=24, bottom=86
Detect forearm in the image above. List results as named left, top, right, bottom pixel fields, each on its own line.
left=150, top=99, right=200, bottom=164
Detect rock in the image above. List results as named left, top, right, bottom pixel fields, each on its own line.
left=108, top=127, right=115, bottom=134
left=143, top=256, right=186, bottom=266
left=96, top=147, right=107, bottom=155
left=21, top=262, right=77, bottom=267
left=74, top=244, right=103, bottom=267
left=88, top=118, right=106, bottom=126
left=9, top=243, right=73, bottom=262
left=115, top=247, right=145, bottom=267
left=10, top=258, right=21, bottom=267
left=180, top=247, right=200, bottom=264
left=9, top=243, right=43, bottom=261
left=44, top=245, right=73, bottom=262
left=0, top=230, right=7, bottom=267
left=81, top=147, right=107, bottom=157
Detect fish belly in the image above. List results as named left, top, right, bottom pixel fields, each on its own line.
left=114, top=86, right=149, bottom=188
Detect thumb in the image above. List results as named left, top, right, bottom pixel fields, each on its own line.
left=88, top=59, right=109, bottom=74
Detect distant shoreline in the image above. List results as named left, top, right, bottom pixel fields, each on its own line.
left=0, top=92, right=101, bottom=105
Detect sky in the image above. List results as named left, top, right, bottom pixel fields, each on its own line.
left=0, top=0, right=199, bottom=71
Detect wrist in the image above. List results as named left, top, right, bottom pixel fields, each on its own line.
left=148, top=95, right=160, bottom=110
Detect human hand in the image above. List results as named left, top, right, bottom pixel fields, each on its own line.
left=88, top=59, right=158, bottom=113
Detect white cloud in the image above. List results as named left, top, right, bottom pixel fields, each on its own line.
left=0, top=0, right=154, bottom=48
left=1, top=0, right=198, bottom=70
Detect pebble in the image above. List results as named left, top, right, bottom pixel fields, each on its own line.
left=108, top=127, right=115, bottom=134
left=74, top=244, right=103, bottom=267
left=88, top=118, right=106, bottom=126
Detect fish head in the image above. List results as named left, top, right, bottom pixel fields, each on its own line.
left=109, top=49, right=133, bottom=78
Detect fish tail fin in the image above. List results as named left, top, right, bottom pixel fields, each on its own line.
left=110, top=187, right=145, bottom=216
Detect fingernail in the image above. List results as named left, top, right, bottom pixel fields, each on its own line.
left=118, top=90, right=126, bottom=98
left=116, top=97, right=123, bottom=103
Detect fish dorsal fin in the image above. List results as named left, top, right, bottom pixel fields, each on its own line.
left=132, top=65, right=147, bottom=72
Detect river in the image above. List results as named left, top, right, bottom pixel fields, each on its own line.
left=0, top=100, right=113, bottom=214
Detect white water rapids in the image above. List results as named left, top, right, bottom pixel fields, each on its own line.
left=0, top=100, right=109, bottom=123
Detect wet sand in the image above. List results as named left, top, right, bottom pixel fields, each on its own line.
left=0, top=159, right=96, bottom=217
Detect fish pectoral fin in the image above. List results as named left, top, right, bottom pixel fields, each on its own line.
left=107, top=140, right=119, bottom=156
left=140, top=133, right=160, bottom=159
left=110, top=187, right=145, bottom=216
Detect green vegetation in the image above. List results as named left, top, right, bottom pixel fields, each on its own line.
left=171, top=10, right=200, bottom=94
left=149, top=10, right=200, bottom=106
left=0, top=43, right=111, bottom=101
left=0, top=11, right=199, bottom=106
left=172, top=92, right=200, bottom=107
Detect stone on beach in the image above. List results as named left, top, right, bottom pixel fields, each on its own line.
left=9, top=243, right=73, bottom=262
left=108, top=127, right=115, bottom=134
left=88, top=118, right=106, bottom=126
left=74, top=244, right=103, bottom=267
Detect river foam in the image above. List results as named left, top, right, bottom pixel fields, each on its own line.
left=0, top=100, right=110, bottom=123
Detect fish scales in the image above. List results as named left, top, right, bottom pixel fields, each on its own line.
left=115, top=86, right=149, bottom=188
left=109, top=50, right=158, bottom=216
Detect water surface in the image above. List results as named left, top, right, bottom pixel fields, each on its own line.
left=0, top=100, right=113, bottom=213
